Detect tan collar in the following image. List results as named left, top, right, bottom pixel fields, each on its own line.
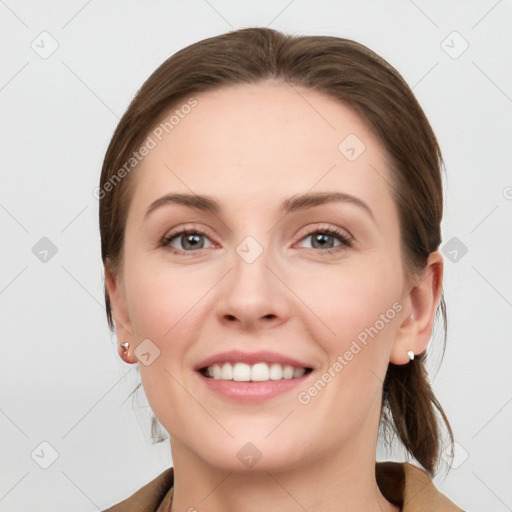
left=376, top=462, right=463, bottom=511
left=104, top=462, right=463, bottom=511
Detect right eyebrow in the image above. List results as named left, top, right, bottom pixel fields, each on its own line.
left=144, top=193, right=220, bottom=219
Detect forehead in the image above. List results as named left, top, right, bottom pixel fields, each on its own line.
left=130, top=81, right=395, bottom=219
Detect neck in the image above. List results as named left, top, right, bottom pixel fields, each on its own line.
left=169, top=411, right=399, bottom=512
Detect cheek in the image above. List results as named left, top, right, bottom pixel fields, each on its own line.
left=290, top=258, right=402, bottom=352
left=291, top=264, right=402, bottom=432
left=124, top=258, right=213, bottom=342
left=122, top=262, right=212, bottom=433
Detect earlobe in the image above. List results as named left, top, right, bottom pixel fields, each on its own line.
left=390, top=251, right=444, bottom=365
left=117, top=341, right=138, bottom=365
left=104, top=263, right=138, bottom=364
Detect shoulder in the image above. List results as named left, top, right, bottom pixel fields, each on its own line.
left=376, top=461, right=464, bottom=511
left=102, top=467, right=174, bottom=512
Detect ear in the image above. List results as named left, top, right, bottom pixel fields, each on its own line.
left=390, top=251, right=444, bottom=365
left=104, top=262, right=138, bottom=364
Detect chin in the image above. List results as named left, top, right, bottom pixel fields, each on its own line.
left=187, top=434, right=310, bottom=474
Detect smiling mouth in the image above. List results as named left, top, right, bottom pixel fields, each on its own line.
left=200, top=362, right=313, bottom=382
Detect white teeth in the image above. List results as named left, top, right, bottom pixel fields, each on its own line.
left=233, top=362, right=251, bottom=381
left=212, top=364, right=222, bottom=379
left=251, top=362, right=269, bottom=381
left=283, top=365, right=294, bottom=379
left=293, top=367, right=306, bottom=378
left=204, top=362, right=309, bottom=381
left=221, top=362, right=233, bottom=380
left=269, top=363, right=283, bottom=380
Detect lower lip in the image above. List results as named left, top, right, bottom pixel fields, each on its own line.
left=196, top=371, right=311, bottom=403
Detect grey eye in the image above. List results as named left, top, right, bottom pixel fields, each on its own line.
left=168, top=232, right=213, bottom=251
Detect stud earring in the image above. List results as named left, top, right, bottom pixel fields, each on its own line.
left=120, top=342, right=130, bottom=351
left=407, top=350, right=415, bottom=361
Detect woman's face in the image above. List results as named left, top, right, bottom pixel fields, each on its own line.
left=108, top=81, right=417, bottom=472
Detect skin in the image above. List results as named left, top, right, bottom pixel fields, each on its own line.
left=106, top=80, right=443, bottom=512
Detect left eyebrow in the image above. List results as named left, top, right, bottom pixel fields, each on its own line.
left=144, top=191, right=375, bottom=223
left=281, top=192, right=375, bottom=222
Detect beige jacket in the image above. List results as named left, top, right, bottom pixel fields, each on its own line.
left=104, top=461, right=464, bottom=511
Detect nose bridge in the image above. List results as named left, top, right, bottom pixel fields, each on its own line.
left=231, top=234, right=276, bottom=302
left=216, top=233, right=289, bottom=326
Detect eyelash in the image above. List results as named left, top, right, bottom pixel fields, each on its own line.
left=159, top=225, right=352, bottom=256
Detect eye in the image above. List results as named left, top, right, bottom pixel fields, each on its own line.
left=296, top=227, right=352, bottom=252
left=159, top=226, right=351, bottom=254
left=160, top=230, right=214, bottom=252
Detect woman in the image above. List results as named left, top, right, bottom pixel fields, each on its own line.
left=100, top=27, right=463, bottom=511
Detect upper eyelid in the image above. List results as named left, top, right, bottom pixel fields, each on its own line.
left=294, top=223, right=352, bottom=242
left=163, top=223, right=216, bottom=239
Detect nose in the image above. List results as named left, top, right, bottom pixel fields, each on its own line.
left=215, top=243, right=291, bottom=331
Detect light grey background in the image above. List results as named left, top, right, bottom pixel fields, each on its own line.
left=1, top=1, right=511, bottom=510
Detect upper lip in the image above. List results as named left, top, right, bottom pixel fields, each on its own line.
left=194, top=350, right=313, bottom=371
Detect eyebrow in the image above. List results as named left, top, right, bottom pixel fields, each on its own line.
left=144, top=191, right=375, bottom=222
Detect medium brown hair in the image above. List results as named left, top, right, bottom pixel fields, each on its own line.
left=99, top=27, right=453, bottom=475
